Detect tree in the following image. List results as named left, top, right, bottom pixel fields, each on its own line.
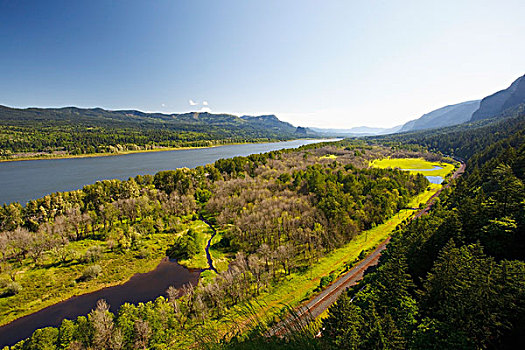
left=89, top=299, right=114, bottom=350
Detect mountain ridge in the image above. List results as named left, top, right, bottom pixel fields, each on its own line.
left=399, top=100, right=480, bottom=132
left=471, top=74, right=525, bottom=121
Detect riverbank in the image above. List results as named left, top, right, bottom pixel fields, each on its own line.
left=0, top=258, right=200, bottom=347
left=0, top=138, right=327, bottom=163
left=0, top=217, right=205, bottom=327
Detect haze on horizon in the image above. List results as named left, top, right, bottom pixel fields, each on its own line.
left=0, top=0, right=523, bottom=129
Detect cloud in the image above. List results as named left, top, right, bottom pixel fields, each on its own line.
left=199, top=107, right=212, bottom=113
left=161, top=103, right=166, bottom=107
left=202, top=100, right=208, bottom=106
left=189, top=99, right=197, bottom=106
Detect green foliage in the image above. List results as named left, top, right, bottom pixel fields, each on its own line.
left=2, top=281, right=22, bottom=296
left=316, top=108, right=525, bottom=349
left=318, top=273, right=335, bottom=290
left=166, top=229, right=200, bottom=260
left=79, top=265, right=102, bottom=282
left=82, top=245, right=103, bottom=263
left=0, top=105, right=307, bottom=159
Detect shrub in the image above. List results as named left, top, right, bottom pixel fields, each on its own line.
left=83, top=245, right=103, bottom=263
left=166, top=229, right=200, bottom=260
left=79, top=265, right=102, bottom=281
left=317, top=273, right=336, bottom=291
left=4, top=281, right=22, bottom=296
left=135, top=248, right=150, bottom=259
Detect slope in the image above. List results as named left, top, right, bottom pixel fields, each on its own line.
left=471, top=74, right=525, bottom=121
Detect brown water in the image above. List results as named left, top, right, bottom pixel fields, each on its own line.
left=0, top=258, right=200, bottom=347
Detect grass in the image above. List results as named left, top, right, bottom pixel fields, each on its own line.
left=176, top=221, right=214, bottom=270
left=370, top=157, right=456, bottom=177
left=209, top=230, right=231, bottom=273
left=0, top=233, right=176, bottom=326
left=320, top=154, right=337, bottom=160
left=0, top=217, right=211, bottom=326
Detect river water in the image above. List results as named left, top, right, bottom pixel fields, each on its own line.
left=0, top=139, right=338, bottom=205
left=0, top=259, right=200, bottom=347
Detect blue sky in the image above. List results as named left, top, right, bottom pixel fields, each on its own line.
left=0, top=0, right=524, bottom=128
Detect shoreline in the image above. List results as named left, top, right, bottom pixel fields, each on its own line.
left=0, top=255, right=166, bottom=328
left=0, top=141, right=263, bottom=163
left=0, top=138, right=332, bottom=163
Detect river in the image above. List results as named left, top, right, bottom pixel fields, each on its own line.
left=0, top=139, right=338, bottom=205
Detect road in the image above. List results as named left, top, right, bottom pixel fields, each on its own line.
left=271, top=160, right=466, bottom=336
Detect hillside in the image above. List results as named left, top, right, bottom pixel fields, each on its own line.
left=0, top=105, right=313, bottom=159
left=311, top=125, right=402, bottom=136
left=471, top=74, right=525, bottom=121
left=400, top=100, right=480, bottom=132
left=218, top=96, right=525, bottom=350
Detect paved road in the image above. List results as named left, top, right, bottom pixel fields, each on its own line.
left=271, top=161, right=466, bottom=336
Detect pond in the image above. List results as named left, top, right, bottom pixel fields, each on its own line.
left=0, top=258, right=200, bottom=347
left=425, top=176, right=444, bottom=184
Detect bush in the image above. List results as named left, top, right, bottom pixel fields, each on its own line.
left=135, top=248, right=151, bottom=259
left=317, top=273, right=336, bottom=291
left=4, top=281, right=22, bottom=296
left=83, top=245, right=103, bottom=263
left=166, top=229, right=200, bottom=260
left=79, top=265, right=102, bottom=281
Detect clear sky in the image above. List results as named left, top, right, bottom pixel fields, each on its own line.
left=0, top=0, right=523, bottom=128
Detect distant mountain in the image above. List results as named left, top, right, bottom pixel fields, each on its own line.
left=240, top=114, right=296, bottom=132
left=399, top=100, right=480, bottom=133
left=311, top=125, right=402, bottom=136
left=0, top=105, right=316, bottom=158
left=0, top=105, right=304, bottom=134
left=471, top=74, right=525, bottom=121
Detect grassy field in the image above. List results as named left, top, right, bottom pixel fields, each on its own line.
left=370, top=157, right=456, bottom=177
left=176, top=221, right=232, bottom=285
left=320, top=154, right=337, bottom=160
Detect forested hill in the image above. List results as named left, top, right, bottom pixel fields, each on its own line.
left=0, top=105, right=315, bottom=159
left=219, top=98, right=525, bottom=349
left=376, top=103, right=525, bottom=160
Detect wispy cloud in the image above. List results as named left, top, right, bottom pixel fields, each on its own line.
left=161, top=103, right=166, bottom=107
left=199, top=107, right=212, bottom=113
left=189, top=99, right=197, bottom=106
left=202, top=100, right=208, bottom=106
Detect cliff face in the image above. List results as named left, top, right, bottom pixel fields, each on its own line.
left=400, top=100, right=480, bottom=132
left=471, top=74, right=525, bottom=121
